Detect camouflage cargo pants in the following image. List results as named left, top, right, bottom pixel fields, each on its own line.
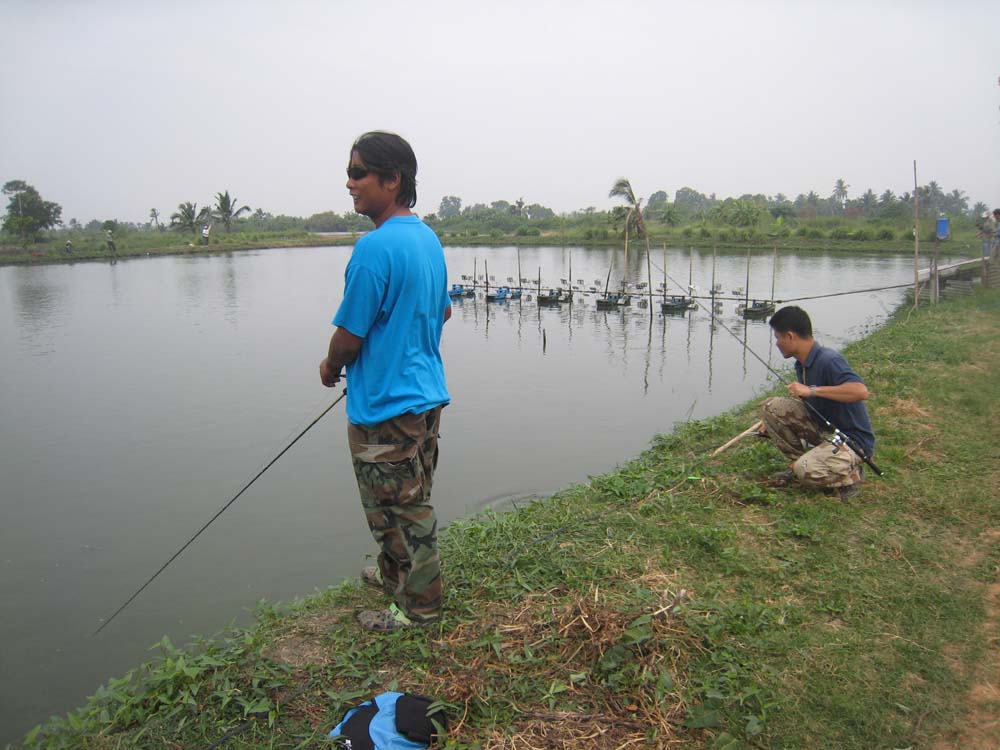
left=348, top=406, right=443, bottom=623
left=759, top=397, right=861, bottom=489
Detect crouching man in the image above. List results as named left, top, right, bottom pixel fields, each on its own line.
left=759, top=306, right=875, bottom=499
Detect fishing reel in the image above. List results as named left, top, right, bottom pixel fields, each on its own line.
left=825, top=428, right=884, bottom=477
left=827, top=430, right=847, bottom=453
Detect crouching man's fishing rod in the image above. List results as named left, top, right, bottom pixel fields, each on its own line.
left=93, top=390, right=346, bottom=636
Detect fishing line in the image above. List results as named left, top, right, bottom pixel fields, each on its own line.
left=645, top=253, right=883, bottom=476
left=775, top=281, right=914, bottom=303
left=94, top=390, right=347, bottom=636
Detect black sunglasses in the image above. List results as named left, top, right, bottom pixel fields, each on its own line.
left=346, top=166, right=370, bottom=180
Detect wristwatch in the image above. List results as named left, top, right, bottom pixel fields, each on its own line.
left=809, top=385, right=817, bottom=397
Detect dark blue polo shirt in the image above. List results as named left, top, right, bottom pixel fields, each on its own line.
left=795, top=343, right=875, bottom=457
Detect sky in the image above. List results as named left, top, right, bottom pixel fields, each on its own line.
left=1, top=0, right=998, bottom=225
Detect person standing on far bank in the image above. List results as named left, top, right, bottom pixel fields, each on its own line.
left=758, top=306, right=875, bottom=500
left=319, top=131, right=451, bottom=632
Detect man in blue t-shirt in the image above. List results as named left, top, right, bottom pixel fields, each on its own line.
left=759, top=306, right=875, bottom=500
left=319, top=131, right=451, bottom=632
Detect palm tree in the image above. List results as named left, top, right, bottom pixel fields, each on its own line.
left=832, top=179, right=849, bottom=210
left=859, top=189, right=877, bottom=217
left=609, top=177, right=650, bottom=297
left=212, top=191, right=251, bottom=233
left=946, top=189, right=968, bottom=217
left=149, top=208, right=161, bottom=230
left=170, top=202, right=210, bottom=234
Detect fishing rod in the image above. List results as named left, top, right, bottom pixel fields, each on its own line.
left=94, top=390, right=347, bottom=636
left=647, top=255, right=883, bottom=477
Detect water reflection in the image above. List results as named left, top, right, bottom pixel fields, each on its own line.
left=10, top=267, right=68, bottom=355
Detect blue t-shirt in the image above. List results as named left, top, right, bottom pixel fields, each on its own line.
left=333, top=215, right=450, bottom=426
left=795, top=343, right=875, bottom=457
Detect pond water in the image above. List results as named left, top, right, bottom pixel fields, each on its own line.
left=0, top=243, right=942, bottom=742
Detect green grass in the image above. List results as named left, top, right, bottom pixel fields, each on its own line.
left=13, top=288, right=1000, bottom=749
left=0, top=229, right=354, bottom=265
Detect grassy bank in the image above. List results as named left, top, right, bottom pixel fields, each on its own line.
left=0, top=230, right=355, bottom=265
left=16, top=288, right=1000, bottom=749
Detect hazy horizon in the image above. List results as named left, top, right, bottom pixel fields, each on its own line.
left=2, top=0, right=998, bottom=225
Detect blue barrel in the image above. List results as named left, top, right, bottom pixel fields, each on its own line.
left=935, top=216, right=950, bottom=240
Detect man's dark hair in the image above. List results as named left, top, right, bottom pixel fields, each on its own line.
left=350, top=131, right=418, bottom=208
left=769, top=305, right=813, bottom=338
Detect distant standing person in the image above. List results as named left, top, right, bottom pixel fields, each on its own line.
left=757, top=306, right=875, bottom=500
left=977, top=211, right=994, bottom=259
left=993, top=209, right=1000, bottom=259
left=105, top=229, right=116, bottom=255
left=201, top=224, right=211, bottom=246
left=64, top=239, right=74, bottom=254
left=319, top=131, right=451, bottom=632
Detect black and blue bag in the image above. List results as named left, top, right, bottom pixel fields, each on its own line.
left=330, top=691, right=447, bottom=750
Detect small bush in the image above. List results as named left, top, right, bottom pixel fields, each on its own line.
left=699, top=227, right=712, bottom=239
left=851, top=228, right=872, bottom=241
left=515, top=226, right=541, bottom=237
left=876, top=228, right=895, bottom=241
left=682, top=227, right=694, bottom=238
left=829, top=227, right=850, bottom=240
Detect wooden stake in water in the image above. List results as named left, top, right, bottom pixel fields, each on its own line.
left=517, top=247, right=522, bottom=293
left=663, top=243, right=668, bottom=303
left=913, top=159, right=920, bottom=309
left=744, top=248, right=751, bottom=306
left=770, top=246, right=777, bottom=302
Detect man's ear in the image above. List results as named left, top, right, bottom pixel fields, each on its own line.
left=379, top=171, right=402, bottom=192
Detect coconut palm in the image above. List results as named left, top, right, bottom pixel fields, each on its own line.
left=149, top=208, right=161, bottom=230
left=170, top=201, right=210, bottom=234
left=212, top=191, right=251, bottom=233
left=609, top=177, right=651, bottom=297
left=832, top=179, right=849, bottom=209
left=859, top=189, right=877, bottom=216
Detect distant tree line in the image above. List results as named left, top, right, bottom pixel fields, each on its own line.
left=423, top=178, right=989, bottom=243
left=2, top=177, right=992, bottom=246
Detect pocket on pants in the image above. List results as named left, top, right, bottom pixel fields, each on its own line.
left=352, top=447, right=424, bottom=507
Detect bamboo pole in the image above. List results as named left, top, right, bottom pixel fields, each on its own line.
left=711, top=245, right=719, bottom=321
left=568, top=250, right=573, bottom=304
left=517, top=247, right=522, bottom=293
left=645, top=235, right=653, bottom=310
left=663, top=243, right=667, bottom=304
left=744, top=248, right=751, bottom=308
left=712, top=421, right=763, bottom=456
left=770, top=246, right=777, bottom=302
left=623, top=223, right=630, bottom=297
left=913, top=160, right=920, bottom=309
